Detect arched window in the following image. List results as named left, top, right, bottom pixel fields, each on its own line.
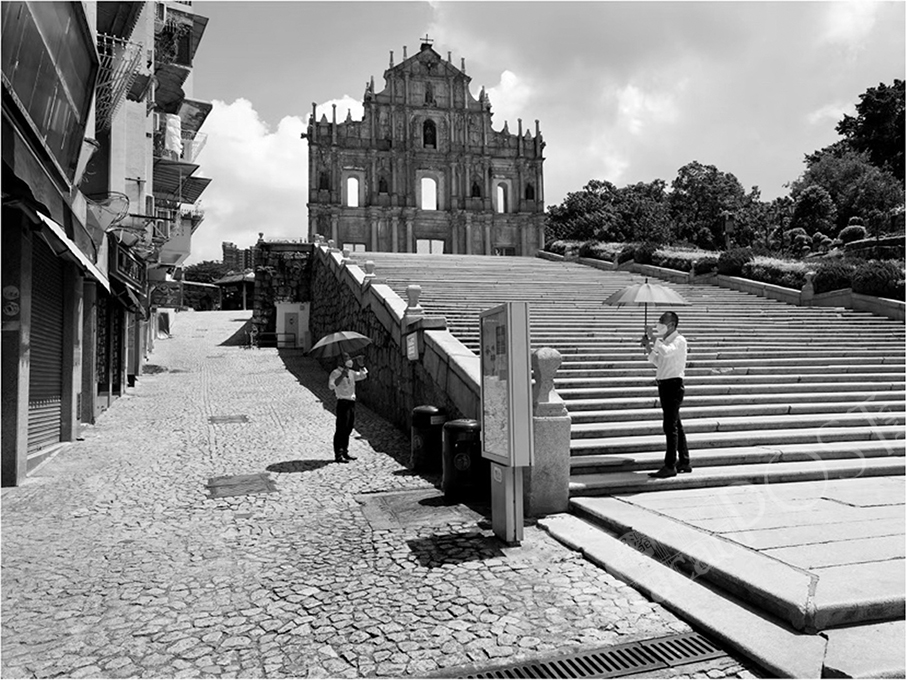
left=423, top=119, right=436, bottom=148
left=346, top=177, right=359, bottom=207
left=421, top=177, right=437, bottom=210
left=496, top=183, right=508, bottom=214
left=525, top=183, right=535, bottom=200
left=378, top=177, right=389, bottom=194
left=471, top=181, right=482, bottom=198
left=318, top=172, right=330, bottom=191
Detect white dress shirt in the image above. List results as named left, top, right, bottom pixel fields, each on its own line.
left=648, top=331, right=687, bottom=380
left=329, top=366, right=368, bottom=400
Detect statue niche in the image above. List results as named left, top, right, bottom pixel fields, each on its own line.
left=423, top=119, right=437, bottom=148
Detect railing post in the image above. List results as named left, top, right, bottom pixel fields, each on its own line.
left=525, top=347, right=571, bottom=517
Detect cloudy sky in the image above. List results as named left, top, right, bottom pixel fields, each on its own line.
left=186, top=1, right=905, bottom=264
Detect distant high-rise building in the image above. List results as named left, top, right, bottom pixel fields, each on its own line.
left=222, top=241, right=257, bottom=271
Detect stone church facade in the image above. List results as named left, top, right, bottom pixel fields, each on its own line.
left=304, top=40, right=546, bottom=256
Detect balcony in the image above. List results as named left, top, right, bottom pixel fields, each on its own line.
left=95, top=33, right=144, bottom=130
left=153, top=116, right=207, bottom=163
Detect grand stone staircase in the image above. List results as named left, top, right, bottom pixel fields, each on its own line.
left=361, top=252, right=905, bottom=495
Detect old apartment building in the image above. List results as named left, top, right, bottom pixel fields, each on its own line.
left=304, top=39, right=546, bottom=256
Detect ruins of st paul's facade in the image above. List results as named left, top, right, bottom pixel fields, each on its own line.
left=304, top=39, right=546, bottom=256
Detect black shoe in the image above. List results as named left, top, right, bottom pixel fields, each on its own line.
left=677, top=463, right=692, bottom=473
left=335, top=455, right=349, bottom=464
left=342, top=453, right=357, bottom=461
left=648, top=466, right=677, bottom=479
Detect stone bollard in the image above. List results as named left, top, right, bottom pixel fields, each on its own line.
left=801, top=271, right=815, bottom=306
left=363, top=260, right=376, bottom=279
left=404, top=284, right=424, bottom=323
left=341, top=247, right=354, bottom=265
left=328, top=239, right=340, bottom=253
left=524, top=347, right=571, bottom=517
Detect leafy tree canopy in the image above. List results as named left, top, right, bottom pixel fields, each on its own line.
left=668, top=161, right=748, bottom=249
left=791, top=147, right=903, bottom=230
left=836, top=79, right=905, bottom=183
left=182, top=260, right=233, bottom=284
left=790, top=185, right=838, bottom=237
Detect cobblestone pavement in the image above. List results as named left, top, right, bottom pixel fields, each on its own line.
left=1, top=312, right=760, bottom=679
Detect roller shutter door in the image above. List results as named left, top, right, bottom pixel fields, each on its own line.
left=27, top=238, right=65, bottom=457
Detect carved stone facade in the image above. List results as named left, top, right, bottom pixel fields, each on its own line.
left=304, top=41, right=546, bottom=256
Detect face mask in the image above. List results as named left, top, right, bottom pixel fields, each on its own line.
left=653, top=323, right=668, bottom=337
left=345, top=360, right=353, bottom=368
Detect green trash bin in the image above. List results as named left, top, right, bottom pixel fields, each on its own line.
left=411, top=405, right=446, bottom=472
left=442, top=419, right=489, bottom=501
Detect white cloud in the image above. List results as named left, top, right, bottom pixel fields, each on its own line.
left=820, top=2, right=878, bottom=47
left=807, top=101, right=855, bottom=126
left=312, top=96, right=364, bottom=124
left=486, top=70, right=534, bottom=132
left=189, top=98, right=307, bottom=263
left=614, top=82, right=682, bottom=136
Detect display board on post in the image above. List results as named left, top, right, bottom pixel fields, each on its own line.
left=479, top=302, right=533, bottom=545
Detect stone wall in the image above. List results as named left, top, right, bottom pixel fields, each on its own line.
left=253, top=242, right=314, bottom=333
left=309, top=245, right=480, bottom=433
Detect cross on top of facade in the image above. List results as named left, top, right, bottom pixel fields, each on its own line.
left=420, top=34, right=433, bottom=45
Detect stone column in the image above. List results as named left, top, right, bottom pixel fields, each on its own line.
left=465, top=217, right=473, bottom=255
left=391, top=216, right=399, bottom=253
left=406, top=219, right=413, bottom=253
left=524, top=347, right=571, bottom=517
left=81, top=281, right=98, bottom=424
left=371, top=217, right=379, bottom=252
left=331, top=214, right=339, bottom=247
left=484, top=222, right=492, bottom=256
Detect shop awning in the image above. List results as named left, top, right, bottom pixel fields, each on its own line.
left=36, top=212, right=111, bottom=293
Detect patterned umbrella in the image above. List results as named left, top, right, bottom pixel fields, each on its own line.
left=308, top=331, right=372, bottom=359
left=603, top=278, right=690, bottom=328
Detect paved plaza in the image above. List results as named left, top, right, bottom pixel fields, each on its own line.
left=1, top=311, right=760, bottom=679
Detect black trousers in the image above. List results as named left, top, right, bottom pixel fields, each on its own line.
left=657, top=378, right=689, bottom=468
left=334, top=398, right=356, bottom=456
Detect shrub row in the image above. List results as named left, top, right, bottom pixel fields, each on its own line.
left=544, top=242, right=905, bottom=301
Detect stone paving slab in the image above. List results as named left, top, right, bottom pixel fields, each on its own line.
left=1, top=311, right=758, bottom=679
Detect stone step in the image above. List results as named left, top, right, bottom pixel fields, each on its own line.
left=568, top=457, right=905, bottom=496
left=570, top=440, right=904, bottom=474
left=557, top=373, right=902, bottom=389
left=570, top=411, right=907, bottom=439
left=558, top=364, right=906, bottom=379
left=565, top=391, right=907, bottom=411
left=569, top=399, right=907, bottom=422
left=561, top=491, right=906, bottom=630
left=558, top=381, right=904, bottom=400
left=569, top=424, right=905, bottom=455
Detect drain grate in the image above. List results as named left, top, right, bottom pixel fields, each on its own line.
left=458, top=632, right=724, bottom=679
left=208, top=415, right=249, bottom=424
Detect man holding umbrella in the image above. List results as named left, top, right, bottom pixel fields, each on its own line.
left=328, top=352, right=368, bottom=463
left=641, top=311, right=691, bottom=478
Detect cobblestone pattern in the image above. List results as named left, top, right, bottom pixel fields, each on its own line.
left=1, top=312, right=757, bottom=679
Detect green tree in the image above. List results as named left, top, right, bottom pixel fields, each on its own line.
left=545, top=179, right=621, bottom=242
left=836, top=79, right=905, bottom=183
left=791, top=147, right=903, bottom=230
left=614, top=180, right=671, bottom=244
left=668, top=161, right=747, bottom=249
left=790, top=185, right=837, bottom=238
left=182, top=260, right=232, bottom=284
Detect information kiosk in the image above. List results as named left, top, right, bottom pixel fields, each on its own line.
left=479, top=302, right=534, bottom=544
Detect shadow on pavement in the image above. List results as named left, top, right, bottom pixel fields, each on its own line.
left=219, top=317, right=253, bottom=346
left=276, top=350, right=427, bottom=476
left=266, top=460, right=334, bottom=474
left=406, top=531, right=505, bottom=567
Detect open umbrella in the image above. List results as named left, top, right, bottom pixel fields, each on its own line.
left=603, top=278, right=690, bottom=328
left=308, top=330, right=372, bottom=359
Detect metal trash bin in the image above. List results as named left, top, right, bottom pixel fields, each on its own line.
left=410, top=405, right=446, bottom=472
left=442, top=419, right=489, bottom=501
